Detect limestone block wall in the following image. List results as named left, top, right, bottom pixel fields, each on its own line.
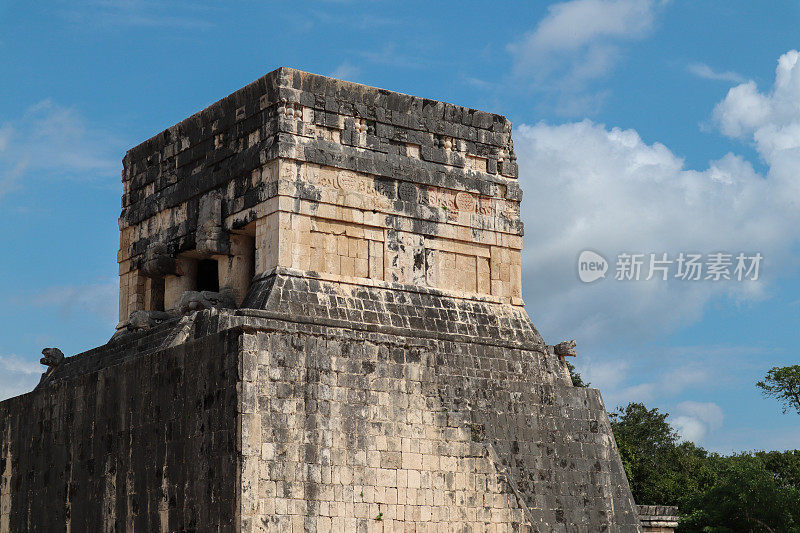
left=0, top=328, right=241, bottom=532
left=0, top=299, right=641, bottom=532
left=245, top=328, right=531, bottom=532
left=638, top=505, right=679, bottom=532
left=229, top=280, right=640, bottom=532
left=0, top=426, right=10, bottom=533
left=235, top=321, right=638, bottom=531
left=262, top=160, right=522, bottom=299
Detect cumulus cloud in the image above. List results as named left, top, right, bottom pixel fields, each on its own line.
left=687, top=62, right=745, bottom=84
left=29, top=278, right=119, bottom=327
left=517, top=49, right=800, bottom=409
left=508, top=0, right=664, bottom=113
left=517, top=119, right=789, bottom=345
left=671, top=401, right=724, bottom=443
left=330, top=61, right=361, bottom=82
left=714, top=50, right=800, bottom=156
left=0, top=100, right=122, bottom=198
left=517, top=52, right=800, bottom=345
left=0, top=354, right=41, bottom=401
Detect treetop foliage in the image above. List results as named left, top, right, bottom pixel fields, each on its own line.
left=565, top=361, right=588, bottom=387
left=610, top=401, right=800, bottom=533
left=757, top=365, right=800, bottom=415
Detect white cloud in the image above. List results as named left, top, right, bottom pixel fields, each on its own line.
left=30, top=278, right=119, bottom=327
left=517, top=119, right=787, bottom=345
left=519, top=0, right=655, bottom=54
left=687, top=62, right=745, bottom=84
left=0, top=354, right=42, bottom=376
left=671, top=401, right=724, bottom=443
left=330, top=61, right=361, bottom=82
left=0, top=100, right=122, bottom=198
left=517, top=50, right=800, bottom=417
left=59, top=0, right=214, bottom=30
left=0, top=354, right=41, bottom=401
left=671, top=415, right=705, bottom=442
left=713, top=50, right=800, bottom=158
left=586, top=350, right=720, bottom=409
left=517, top=51, right=800, bottom=345
left=582, top=358, right=630, bottom=391
left=678, top=400, right=724, bottom=428
left=508, top=0, right=663, bottom=113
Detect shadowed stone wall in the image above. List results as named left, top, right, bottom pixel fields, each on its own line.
left=0, top=328, right=240, bottom=532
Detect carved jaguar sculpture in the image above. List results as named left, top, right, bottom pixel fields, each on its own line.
left=40, top=347, right=64, bottom=368
left=36, top=347, right=65, bottom=389
left=552, top=339, right=577, bottom=357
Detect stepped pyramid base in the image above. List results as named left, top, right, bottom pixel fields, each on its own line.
left=1, top=272, right=639, bottom=531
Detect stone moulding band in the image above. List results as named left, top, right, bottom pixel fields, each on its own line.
left=259, top=266, right=524, bottom=307
left=234, top=309, right=544, bottom=353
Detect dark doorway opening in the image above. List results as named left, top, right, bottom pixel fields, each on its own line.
left=196, top=259, right=219, bottom=292
left=151, top=277, right=165, bottom=311
left=250, top=240, right=257, bottom=282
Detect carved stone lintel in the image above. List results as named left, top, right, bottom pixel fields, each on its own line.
left=141, top=242, right=177, bottom=278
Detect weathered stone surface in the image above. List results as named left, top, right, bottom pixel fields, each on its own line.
left=116, top=67, right=524, bottom=326
left=126, top=309, right=173, bottom=331
left=39, top=347, right=64, bottom=368
left=34, top=348, right=65, bottom=390
left=2, top=327, right=241, bottom=532
left=140, top=242, right=178, bottom=278
left=2, top=302, right=640, bottom=531
left=176, top=290, right=235, bottom=315
left=0, top=68, right=640, bottom=532
left=638, top=505, right=679, bottom=532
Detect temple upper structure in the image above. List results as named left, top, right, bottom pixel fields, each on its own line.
left=118, top=67, right=523, bottom=325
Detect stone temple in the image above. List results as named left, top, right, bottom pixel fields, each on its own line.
left=0, top=69, right=642, bottom=531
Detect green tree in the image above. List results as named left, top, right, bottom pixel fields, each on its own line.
left=609, top=402, right=679, bottom=504
left=757, top=365, right=800, bottom=414
left=757, top=449, right=800, bottom=488
left=610, top=402, right=800, bottom=533
left=680, top=454, right=800, bottom=532
left=565, top=361, right=588, bottom=387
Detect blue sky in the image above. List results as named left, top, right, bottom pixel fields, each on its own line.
left=1, top=0, right=799, bottom=452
